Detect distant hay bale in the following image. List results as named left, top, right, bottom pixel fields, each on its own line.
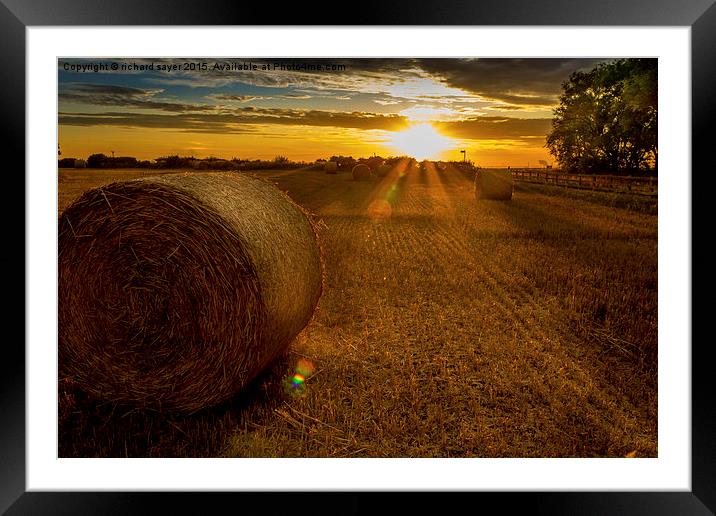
left=324, top=161, right=338, bottom=174
left=376, top=164, right=391, bottom=178
left=365, top=157, right=384, bottom=173
left=474, top=169, right=513, bottom=200
left=58, top=172, right=323, bottom=414
left=352, top=163, right=371, bottom=180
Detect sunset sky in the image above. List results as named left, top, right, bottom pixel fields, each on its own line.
left=58, top=58, right=610, bottom=166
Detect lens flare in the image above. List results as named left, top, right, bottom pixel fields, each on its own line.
left=367, top=199, right=392, bottom=221
left=284, top=358, right=316, bottom=396
left=296, top=358, right=315, bottom=377
left=385, top=183, right=400, bottom=203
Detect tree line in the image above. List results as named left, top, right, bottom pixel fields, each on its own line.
left=59, top=153, right=414, bottom=171
left=58, top=154, right=309, bottom=171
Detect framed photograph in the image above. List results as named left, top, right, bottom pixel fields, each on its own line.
left=6, top=0, right=713, bottom=513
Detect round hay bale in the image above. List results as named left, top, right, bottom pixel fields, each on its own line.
left=365, top=157, right=384, bottom=173
left=474, top=169, right=513, bottom=200
left=352, top=163, right=371, bottom=180
left=324, top=161, right=338, bottom=174
left=376, top=164, right=391, bottom=178
left=58, top=172, right=323, bottom=414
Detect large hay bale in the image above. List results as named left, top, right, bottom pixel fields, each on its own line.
left=324, top=161, right=338, bottom=174
left=474, top=169, right=513, bottom=200
left=365, top=157, right=384, bottom=172
left=352, top=163, right=371, bottom=180
left=58, top=172, right=323, bottom=414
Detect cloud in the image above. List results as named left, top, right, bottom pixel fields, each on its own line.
left=57, top=59, right=613, bottom=142
left=59, top=58, right=425, bottom=94
left=58, top=105, right=548, bottom=140
left=58, top=107, right=409, bottom=132
left=279, top=94, right=312, bottom=99
left=486, top=104, right=531, bottom=111
left=207, top=94, right=267, bottom=102
left=59, top=82, right=214, bottom=112
left=435, top=116, right=552, bottom=140
left=58, top=58, right=611, bottom=107
left=416, top=58, right=610, bottom=106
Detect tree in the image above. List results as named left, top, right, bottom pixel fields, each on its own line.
left=87, top=153, right=108, bottom=168
left=546, top=59, right=657, bottom=174
left=155, top=155, right=188, bottom=168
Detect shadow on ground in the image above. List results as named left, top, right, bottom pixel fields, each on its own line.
left=58, top=353, right=294, bottom=458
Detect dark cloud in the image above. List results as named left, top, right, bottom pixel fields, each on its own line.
left=436, top=116, right=552, bottom=140
left=208, top=94, right=267, bottom=102
left=417, top=58, right=610, bottom=106
left=57, top=59, right=614, bottom=142
left=66, top=84, right=156, bottom=96
left=486, top=104, right=529, bottom=111
left=58, top=106, right=547, bottom=140
left=59, top=83, right=214, bottom=112
left=59, top=58, right=427, bottom=93
left=58, top=107, right=409, bottom=132
left=59, top=59, right=613, bottom=109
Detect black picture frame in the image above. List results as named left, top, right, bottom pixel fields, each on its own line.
left=4, top=1, right=713, bottom=514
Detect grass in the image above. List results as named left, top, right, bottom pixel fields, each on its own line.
left=513, top=180, right=658, bottom=214
left=58, top=162, right=657, bottom=458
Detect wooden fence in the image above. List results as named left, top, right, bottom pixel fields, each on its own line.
left=511, top=169, right=657, bottom=196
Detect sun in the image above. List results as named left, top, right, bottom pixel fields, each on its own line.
left=386, top=123, right=456, bottom=161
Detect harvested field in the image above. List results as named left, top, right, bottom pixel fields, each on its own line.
left=58, top=161, right=657, bottom=458
left=475, top=168, right=513, bottom=200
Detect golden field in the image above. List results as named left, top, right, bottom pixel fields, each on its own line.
left=58, top=162, right=657, bottom=458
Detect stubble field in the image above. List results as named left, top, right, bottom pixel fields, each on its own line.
left=58, top=161, right=658, bottom=458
